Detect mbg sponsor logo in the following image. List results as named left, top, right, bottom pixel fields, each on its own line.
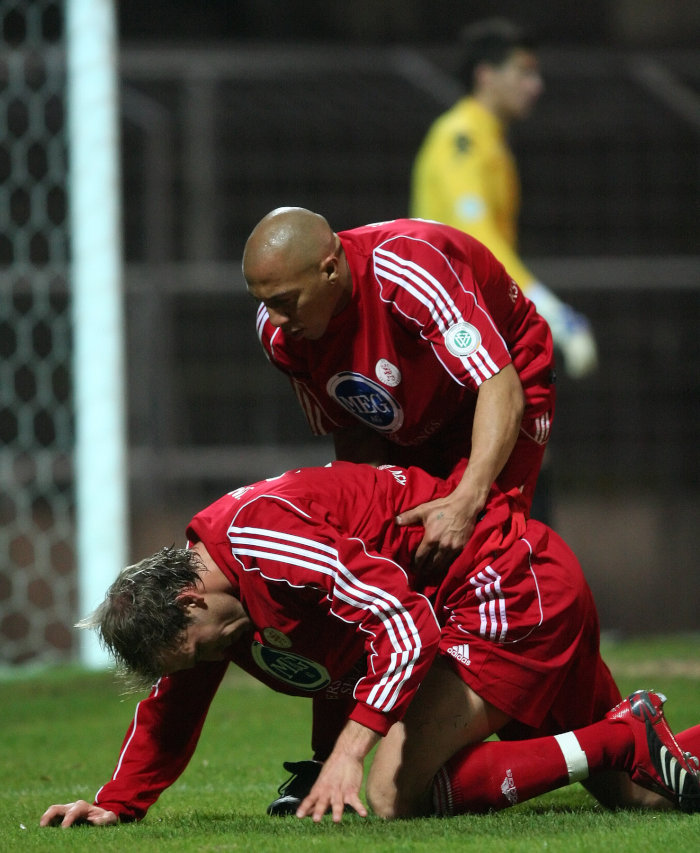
left=251, top=642, right=331, bottom=691
left=444, top=322, right=481, bottom=358
left=327, top=372, right=403, bottom=432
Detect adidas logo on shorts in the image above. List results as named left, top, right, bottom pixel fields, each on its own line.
left=447, top=644, right=471, bottom=666
left=501, top=769, right=518, bottom=805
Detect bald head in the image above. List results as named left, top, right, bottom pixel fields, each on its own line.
left=242, top=207, right=335, bottom=286
left=242, top=207, right=352, bottom=341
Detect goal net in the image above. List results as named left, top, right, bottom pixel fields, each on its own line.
left=1, top=0, right=126, bottom=668
left=1, top=0, right=74, bottom=665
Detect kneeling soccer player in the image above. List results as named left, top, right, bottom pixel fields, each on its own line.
left=40, top=461, right=700, bottom=826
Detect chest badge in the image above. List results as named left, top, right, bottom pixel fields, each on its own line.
left=375, top=358, right=401, bottom=387
left=251, top=641, right=331, bottom=691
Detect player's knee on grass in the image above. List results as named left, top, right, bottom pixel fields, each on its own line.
left=366, top=765, right=433, bottom=819
left=365, top=774, right=396, bottom=819
left=365, top=781, right=404, bottom=819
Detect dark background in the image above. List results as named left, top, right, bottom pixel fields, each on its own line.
left=115, top=0, right=698, bottom=47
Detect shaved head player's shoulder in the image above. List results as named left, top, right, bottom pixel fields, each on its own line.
left=242, top=207, right=335, bottom=287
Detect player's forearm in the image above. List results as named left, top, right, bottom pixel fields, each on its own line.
left=458, top=364, right=524, bottom=504
left=331, top=719, right=382, bottom=763
left=96, top=662, right=229, bottom=821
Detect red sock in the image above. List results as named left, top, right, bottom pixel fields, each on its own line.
left=433, top=719, right=634, bottom=815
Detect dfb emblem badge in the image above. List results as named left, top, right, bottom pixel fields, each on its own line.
left=444, top=322, right=481, bottom=357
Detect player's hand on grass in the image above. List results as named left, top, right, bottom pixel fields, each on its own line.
left=298, top=754, right=367, bottom=822
left=40, top=800, right=118, bottom=827
left=295, top=752, right=367, bottom=823
left=296, top=720, right=377, bottom=822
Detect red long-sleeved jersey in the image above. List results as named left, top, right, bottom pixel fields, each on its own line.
left=257, top=218, right=555, bottom=478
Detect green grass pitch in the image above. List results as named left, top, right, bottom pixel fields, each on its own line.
left=2, top=634, right=699, bottom=852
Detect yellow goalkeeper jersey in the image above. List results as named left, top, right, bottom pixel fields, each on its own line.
left=410, top=97, right=536, bottom=289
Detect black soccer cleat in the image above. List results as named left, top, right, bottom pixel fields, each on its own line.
left=266, top=760, right=323, bottom=816
left=266, top=759, right=357, bottom=817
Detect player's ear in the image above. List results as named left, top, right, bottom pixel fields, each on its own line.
left=321, top=253, right=337, bottom=281
left=322, top=233, right=342, bottom=280
left=176, top=587, right=207, bottom=609
left=474, top=61, right=494, bottom=90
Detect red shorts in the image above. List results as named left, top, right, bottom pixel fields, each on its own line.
left=435, top=519, right=621, bottom=734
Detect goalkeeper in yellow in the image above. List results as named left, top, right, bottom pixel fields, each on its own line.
left=411, top=18, right=597, bottom=379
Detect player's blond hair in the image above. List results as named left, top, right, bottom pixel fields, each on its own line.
left=77, top=546, right=201, bottom=691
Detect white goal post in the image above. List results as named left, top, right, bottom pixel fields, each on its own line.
left=66, top=0, right=128, bottom=667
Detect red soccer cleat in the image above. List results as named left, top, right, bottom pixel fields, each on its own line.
left=606, top=690, right=700, bottom=813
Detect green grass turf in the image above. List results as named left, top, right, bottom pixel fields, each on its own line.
left=2, top=634, right=699, bottom=852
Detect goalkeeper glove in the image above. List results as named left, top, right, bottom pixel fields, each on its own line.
left=528, top=282, right=598, bottom=379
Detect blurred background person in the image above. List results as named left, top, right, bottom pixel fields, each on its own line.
left=410, top=18, right=599, bottom=522
left=411, top=18, right=598, bottom=381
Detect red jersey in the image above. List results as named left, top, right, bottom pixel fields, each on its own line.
left=92, top=461, right=528, bottom=821
left=257, top=219, right=555, bottom=478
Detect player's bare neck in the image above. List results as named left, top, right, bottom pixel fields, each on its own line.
left=334, top=249, right=354, bottom=313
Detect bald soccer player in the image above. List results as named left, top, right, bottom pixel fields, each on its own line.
left=244, top=207, right=555, bottom=571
